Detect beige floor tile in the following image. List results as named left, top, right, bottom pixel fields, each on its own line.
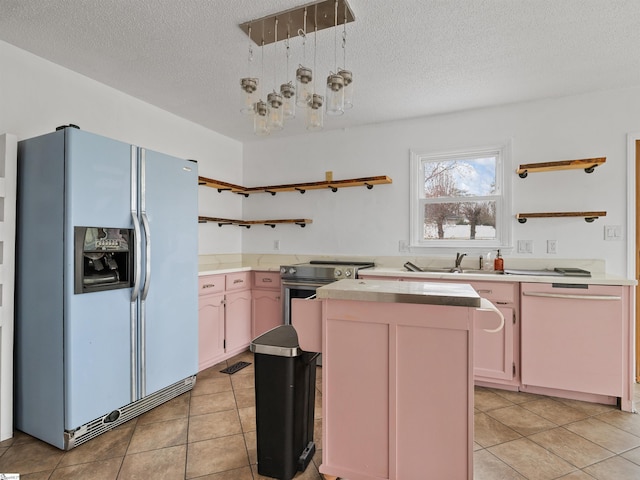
left=243, top=430, right=257, bottom=465
left=190, top=390, right=236, bottom=416
left=475, top=387, right=515, bottom=411
left=231, top=373, right=255, bottom=390
left=595, top=409, right=640, bottom=437
left=473, top=449, right=526, bottom=479
left=554, top=397, right=618, bottom=416
left=58, top=424, right=134, bottom=466
left=521, top=398, right=590, bottom=425
left=238, top=406, right=256, bottom=433
left=565, top=418, right=640, bottom=454
left=0, top=439, right=64, bottom=474
left=137, top=393, right=190, bottom=425
left=198, top=362, right=233, bottom=381
left=489, top=438, right=576, bottom=480
left=234, top=387, right=256, bottom=409
left=192, top=376, right=233, bottom=396
left=583, top=455, right=640, bottom=480
left=622, top=445, right=640, bottom=465
left=186, top=434, right=248, bottom=479
left=17, top=471, right=53, bottom=480
left=127, top=418, right=188, bottom=454
left=555, top=471, right=597, bottom=479
left=251, top=462, right=323, bottom=479
left=474, top=412, right=522, bottom=447
left=190, top=465, right=254, bottom=479
left=490, top=388, right=544, bottom=405
left=188, top=409, right=242, bottom=443
left=118, top=444, right=187, bottom=480
left=487, top=405, right=557, bottom=436
left=50, top=456, right=122, bottom=480
left=528, top=427, right=613, bottom=468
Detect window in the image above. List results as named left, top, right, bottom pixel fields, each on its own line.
left=410, top=144, right=511, bottom=250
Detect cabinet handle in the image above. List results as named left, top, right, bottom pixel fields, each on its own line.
left=262, top=278, right=273, bottom=283
left=523, top=292, right=621, bottom=301
left=202, top=284, right=216, bottom=289
left=234, top=279, right=244, bottom=284
left=476, top=289, right=492, bottom=294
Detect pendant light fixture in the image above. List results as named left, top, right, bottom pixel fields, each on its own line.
left=296, top=8, right=313, bottom=108
left=280, top=34, right=296, bottom=119
left=306, top=16, right=324, bottom=130
left=253, top=41, right=270, bottom=136
left=239, top=0, right=355, bottom=135
left=326, top=0, right=345, bottom=116
left=339, top=3, right=353, bottom=109
left=267, top=18, right=284, bottom=132
left=240, top=25, right=258, bottom=114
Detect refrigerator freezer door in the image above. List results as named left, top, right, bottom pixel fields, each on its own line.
left=64, top=130, right=133, bottom=429
left=140, top=149, right=198, bottom=396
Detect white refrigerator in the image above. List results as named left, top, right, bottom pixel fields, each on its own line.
left=15, top=127, right=198, bottom=449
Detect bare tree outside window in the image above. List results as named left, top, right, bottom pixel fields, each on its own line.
left=422, top=156, right=498, bottom=241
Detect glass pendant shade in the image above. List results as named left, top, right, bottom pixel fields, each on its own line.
left=253, top=100, right=270, bottom=136
left=338, top=69, right=353, bottom=109
left=306, top=94, right=324, bottom=130
left=240, top=78, right=258, bottom=114
left=325, top=73, right=345, bottom=116
left=280, top=82, right=296, bottom=119
left=267, top=92, right=284, bottom=131
left=296, top=66, right=313, bottom=107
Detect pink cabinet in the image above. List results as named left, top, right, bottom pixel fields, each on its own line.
left=197, top=273, right=252, bottom=370
left=470, top=281, right=519, bottom=385
left=198, top=292, right=225, bottom=371
left=251, top=271, right=283, bottom=338
left=521, top=282, right=629, bottom=400
left=319, top=297, right=474, bottom=480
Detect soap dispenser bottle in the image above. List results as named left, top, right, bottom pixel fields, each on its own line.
left=494, top=249, right=504, bottom=271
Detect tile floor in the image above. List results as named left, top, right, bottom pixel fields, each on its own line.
left=1, top=350, right=640, bottom=479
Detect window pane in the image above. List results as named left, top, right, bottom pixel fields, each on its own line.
left=423, top=157, right=497, bottom=198
left=423, top=201, right=496, bottom=240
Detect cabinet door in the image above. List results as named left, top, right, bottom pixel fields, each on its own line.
left=252, top=290, right=283, bottom=338
left=225, top=290, right=252, bottom=353
left=198, top=293, right=225, bottom=371
left=474, top=306, right=514, bottom=380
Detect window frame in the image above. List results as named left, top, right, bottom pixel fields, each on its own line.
left=409, top=143, right=512, bottom=251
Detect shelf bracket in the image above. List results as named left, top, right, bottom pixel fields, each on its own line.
left=295, top=188, right=306, bottom=194
left=518, top=170, right=528, bottom=179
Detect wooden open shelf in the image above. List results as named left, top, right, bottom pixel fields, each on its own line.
left=198, top=216, right=312, bottom=228
left=516, top=211, right=606, bottom=224
left=516, top=157, right=606, bottom=178
left=198, top=174, right=392, bottom=196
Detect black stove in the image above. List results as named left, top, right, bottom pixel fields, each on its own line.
left=280, top=260, right=375, bottom=282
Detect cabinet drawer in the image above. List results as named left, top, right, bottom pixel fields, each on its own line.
left=253, top=271, right=281, bottom=289
left=198, top=275, right=224, bottom=295
left=226, top=272, right=250, bottom=291
left=470, top=281, right=516, bottom=303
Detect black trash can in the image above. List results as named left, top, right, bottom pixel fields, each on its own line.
left=250, top=325, right=319, bottom=480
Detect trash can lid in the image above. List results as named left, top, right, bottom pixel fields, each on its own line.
left=250, top=325, right=302, bottom=357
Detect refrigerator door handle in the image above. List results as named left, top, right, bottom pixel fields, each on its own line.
left=141, top=212, right=151, bottom=301
left=130, top=213, right=142, bottom=302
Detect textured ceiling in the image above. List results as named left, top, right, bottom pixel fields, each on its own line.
left=1, top=0, right=640, bottom=143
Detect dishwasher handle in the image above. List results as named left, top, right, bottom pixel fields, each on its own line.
left=523, top=292, right=621, bottom=301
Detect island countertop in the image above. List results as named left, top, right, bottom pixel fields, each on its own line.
left=316, top=278, right=481, bottom=307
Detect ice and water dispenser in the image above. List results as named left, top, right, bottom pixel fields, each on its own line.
left=74, top=227, right=133, bottom=294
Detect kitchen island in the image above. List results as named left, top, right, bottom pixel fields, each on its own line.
left=306, top=278, right=487, bottom=480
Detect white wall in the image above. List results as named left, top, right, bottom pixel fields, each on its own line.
left=0, top=40, right=243, bottom=255
left=243, top=86, right=640, bottom=277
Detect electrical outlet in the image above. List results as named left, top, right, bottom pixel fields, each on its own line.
left=399, top=240, right=409, bottom=252
left=273, top=240, right=280, bottom=251
left=547, top=240, right=557, bottom=254
left=517, top=240, right=533, bottom=254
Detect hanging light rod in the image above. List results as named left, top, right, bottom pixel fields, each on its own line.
left=239, top=0, right=355, bottom=46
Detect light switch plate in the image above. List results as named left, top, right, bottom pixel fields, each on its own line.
left=517, top=240, right=533, bottom=254
left=604, top=225, right=622, bottom=241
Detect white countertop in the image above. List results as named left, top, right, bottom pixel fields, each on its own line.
left=317, top=278, right=482, bottom=307
left=363, top=267, right=636, bottom=286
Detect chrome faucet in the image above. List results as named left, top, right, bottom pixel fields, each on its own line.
left=453, top=252, right=467, bottom=272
